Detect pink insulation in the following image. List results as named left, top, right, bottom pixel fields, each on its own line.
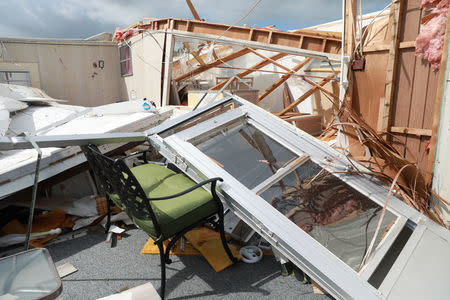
left=113, top=27, right=140, bottom=43
left=416, top=0, right=449, bottom=70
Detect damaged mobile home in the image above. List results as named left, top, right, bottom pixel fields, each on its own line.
left=0, top=0, right=450, bottom=299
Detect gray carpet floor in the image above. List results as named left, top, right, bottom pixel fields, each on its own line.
left=47, top=227, right=332, bottom=299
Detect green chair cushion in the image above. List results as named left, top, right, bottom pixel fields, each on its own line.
left=110, top=164, right=218, bottom=239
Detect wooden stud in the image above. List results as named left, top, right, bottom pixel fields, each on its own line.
left=389, top=126, right=432, bottom=136
left=268, top=30, right=273, bottom=44
left=344, top=0, right=357, bottom=56
left=363, top=41, right=416, bottom=53
left=425, top=5, right=450, bottom=183
left=258, top=58, right=313, bottom=102
left=377, top=0, right=404, bottom=134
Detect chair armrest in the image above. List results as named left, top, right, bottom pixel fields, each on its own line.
left=147, top=177, right=223, bottom=201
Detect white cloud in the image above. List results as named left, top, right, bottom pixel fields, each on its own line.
left=0, top=0, right=391, bottom=38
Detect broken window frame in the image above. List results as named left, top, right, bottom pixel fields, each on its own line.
left=147, top=96, right=443, bottom=299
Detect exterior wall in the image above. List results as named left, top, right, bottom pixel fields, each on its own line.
left=432, top=40, right=450, bottom=222
left=0, top=38, right=122, bottom=107
left=119, top=33, right=166, bottom=106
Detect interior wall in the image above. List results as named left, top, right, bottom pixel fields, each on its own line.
left=120, top=33, right=166, bottom=106
left=0, top=39, right=122, bottom=107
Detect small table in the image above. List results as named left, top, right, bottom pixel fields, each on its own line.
left=0, top=248, right=62, bottom=300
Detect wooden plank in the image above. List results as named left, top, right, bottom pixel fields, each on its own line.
left=377, top=0, right=404, bottom=134
left=425, top=5, right=450, bottom=182
left=344, top=0, right=357, bottom=56
left=292, top=28, right=341, bottom=40
left=363, top=40, right=416, bottom=53
left=186, top=0, right=202, bottom=20
left=174, top=47, right=251, bottom=81
left=390, top=126, right=432, bottom=136
left=210, top=52, right=287, bottom=90
left=258, top=58, right=312, bottom=102
left=276, top=73, right=335, bottom=116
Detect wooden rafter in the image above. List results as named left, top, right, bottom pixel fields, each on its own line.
left=276, top=73, right=335, bottom=116
left=258, top=58, right=312, bottom=102
left=302, top=77, right=338, bottom=100
left=247, top=48, right=293, bottom=73
left=174, top=47, right=251, bottom=81
left=377, top=0, right=404, bottom=134
left=210, top=52, right=287, bottom=90
left=173, top=45, right=231, bottom=72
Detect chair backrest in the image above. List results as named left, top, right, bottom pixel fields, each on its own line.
left=81, top=145, right=159, bottom=226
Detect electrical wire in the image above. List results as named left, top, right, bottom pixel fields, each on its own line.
left=353, top=2, right=392, bottom=58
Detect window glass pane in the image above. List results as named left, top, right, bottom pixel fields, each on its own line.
left=194, top=123, right=297, bottom=189
left=120, top=61, right=132, bottom=76
left=0, top=71, right=30, bottom=86
left=119, top=45, right=129, bottom=61
left=260, top=159, right=397, bottom=271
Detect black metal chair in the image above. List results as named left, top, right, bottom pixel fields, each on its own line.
left=81, top=144, right=237, bottom=299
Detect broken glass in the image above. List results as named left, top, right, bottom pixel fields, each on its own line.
left=260, top=159, right=397, bottom=271
left=194, top=122, right=296, bottom=189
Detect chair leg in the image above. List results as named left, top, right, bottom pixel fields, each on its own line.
left=217, top=211, right=238, bottom=263
left=105, top=195, right=112, bottom=234
left=157, top=242, right=167, bottom=299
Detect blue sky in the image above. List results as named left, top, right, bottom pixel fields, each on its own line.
left=0, top=0, right=391, bottom=39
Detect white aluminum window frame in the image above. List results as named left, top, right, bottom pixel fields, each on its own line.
left=147, top=96, right=446, bottom=299
left=0, top=70, right=31, bottom=86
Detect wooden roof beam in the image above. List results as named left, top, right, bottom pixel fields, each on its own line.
left=247, top=48, right=293, bottom=73
left=186, top=0, right=202, bottom=21
left=276, top=73, right=335, bottom=116
left=258, top=57, right=312, bottom=102
left=210, top=52, right=288, bottom=90
left=126, top=18, right=342, bottom=55
left=174, top=47, right=251, bottom=82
